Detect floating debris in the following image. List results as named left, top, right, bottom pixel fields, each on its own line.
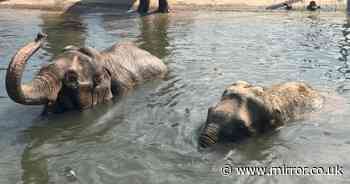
left=64, top=167, right=78, bottom=182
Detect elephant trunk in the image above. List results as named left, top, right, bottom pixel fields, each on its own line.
left=6, top=33, right=60, bottom=105
left=199, top=123, right=220, bottom=148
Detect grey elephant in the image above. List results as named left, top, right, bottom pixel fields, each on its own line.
left=199, top=81, right=324, bottom=148
left=5, top=33, right=167, bottom=114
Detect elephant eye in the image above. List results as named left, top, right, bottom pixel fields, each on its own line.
left=93, top=74, right=102, bottom=86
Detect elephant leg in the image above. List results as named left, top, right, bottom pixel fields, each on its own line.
left=158, top=0, right=169, bottom=13
left=138, top=0, right=150, bottom=14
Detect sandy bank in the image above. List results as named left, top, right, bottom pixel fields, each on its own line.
left=0, top=0, right=347, bottom=12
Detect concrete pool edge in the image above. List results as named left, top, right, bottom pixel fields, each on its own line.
left=0, top=0, right=133, bottom=12
left=0, top=0, right=347, bottom=12
left=0, top=0, right=79, bottom=11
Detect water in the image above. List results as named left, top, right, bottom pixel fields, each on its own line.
left=0, top=8, right=350, bottom=184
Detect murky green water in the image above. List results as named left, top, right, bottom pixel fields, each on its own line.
left=1, top=8, right=350, bottom=184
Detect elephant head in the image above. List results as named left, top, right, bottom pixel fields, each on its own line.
left=199, top=81, right=273, bottom=148
left=6, top=33, right=113, bottom=112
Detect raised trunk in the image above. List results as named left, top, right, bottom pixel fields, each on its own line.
left=6, top=33, right=61, bottom=105
left=158, top=0, right=169, bottom=13
left=138, top=0, right=150, bottom=14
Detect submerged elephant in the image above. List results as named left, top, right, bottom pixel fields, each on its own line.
left=199, top=81, right=323, bottom=148
left=6, top=33, right=167, bottom=113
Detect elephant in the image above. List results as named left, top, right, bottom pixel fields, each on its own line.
left=199, top=81, right=324, bottom=148
left=5, top=33, right=168, bottom=114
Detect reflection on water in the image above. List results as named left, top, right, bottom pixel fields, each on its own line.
left=20, top=102, right=125, bottom=184
left=1, top=9, right=350, bottom=184
left=137, top=14, right=170, bottom=59
left=40, top=13, right=87, bottom=57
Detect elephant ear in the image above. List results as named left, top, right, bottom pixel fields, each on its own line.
left=78, top=47, right=106, bottom=88
left=245, top=96, right=275, bottom=133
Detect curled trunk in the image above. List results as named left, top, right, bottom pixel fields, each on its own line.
left=199, top=123, right=220, bottom=148
left=6, top=33, right=61, bottom=105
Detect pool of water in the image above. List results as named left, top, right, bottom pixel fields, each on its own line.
left=1, top=8, right=350, bottom=184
